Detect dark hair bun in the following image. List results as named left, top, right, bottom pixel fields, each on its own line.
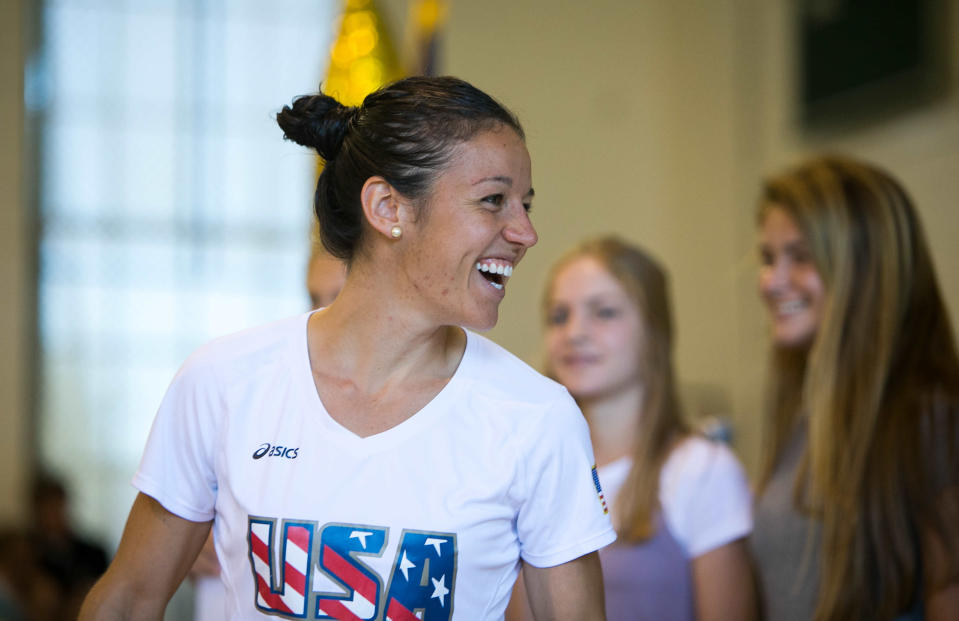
left=276, top=93, right=356, bottom=161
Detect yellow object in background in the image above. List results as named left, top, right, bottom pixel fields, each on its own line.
left=322, top=0, right=404, bottom=106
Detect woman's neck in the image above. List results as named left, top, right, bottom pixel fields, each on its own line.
left=308, top=270, right=465, bottom=396
left=579, top=383, right=644, bottom=467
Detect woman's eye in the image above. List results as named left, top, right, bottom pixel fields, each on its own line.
left=758, top=248, right=773, bottom=266
left=790, top=247, right=812, bottom=264
left=523, top=202, right=533, bottom=213
left=482, top=194, right=505, bottom=208
left=547, top=308, right=568, bottom=326
left=596, top=307, right=619, bottom=319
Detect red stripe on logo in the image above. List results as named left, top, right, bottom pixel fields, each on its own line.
left=250, top=532, right=270, bottom=565
left=288, top=524, right=310, bottom=551
left=254, top=573, right=294, bottom=614
left=323, top=544, right=378, bottom=604
left=318, top=599, right=364, bottom=621
left=386, top=597, right=419, bottom=621
left=284, top=561, right=306, bottom=596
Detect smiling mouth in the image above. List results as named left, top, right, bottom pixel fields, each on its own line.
left=773, top=299, right=808, bottom=316
left=475, top=260, right=514, bottom=290
left=563, top=354, right=599, bottom=366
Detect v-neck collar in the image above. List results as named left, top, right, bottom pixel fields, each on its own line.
left=295, top=311, right=474, bottom=454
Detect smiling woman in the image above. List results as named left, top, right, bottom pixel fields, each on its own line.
left=750, top=155, right=959, bottom=621
left=79, top=76, right=615, bottom=621
left=507, top=237, right=756, bottom=621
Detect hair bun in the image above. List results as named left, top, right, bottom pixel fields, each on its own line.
left=276, top=93, right=357, bottom=161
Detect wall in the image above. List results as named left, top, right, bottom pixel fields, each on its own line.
left=0, top=0, right=32, bottom=526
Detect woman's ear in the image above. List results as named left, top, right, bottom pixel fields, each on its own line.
left=360, top=176, right=410, bottom=240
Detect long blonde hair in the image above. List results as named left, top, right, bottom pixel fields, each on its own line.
left=757, top=155, right=959, bottom=620
left=545, top=236, right=690, bottom=542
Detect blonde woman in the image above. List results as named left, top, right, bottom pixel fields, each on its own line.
left=512, top=237, right=756, bottom=621
left=750, top=155, right=959, bottom=621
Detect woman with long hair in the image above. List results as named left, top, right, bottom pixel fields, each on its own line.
left=511, top=236, right=756, bottom=620
left=750, top=155, right=959, bottom=620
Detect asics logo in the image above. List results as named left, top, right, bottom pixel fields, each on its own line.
left=252, top=443, right=299, bottom=460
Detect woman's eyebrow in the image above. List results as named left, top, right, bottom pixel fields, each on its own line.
left=472, top=175, right=512, bottom=186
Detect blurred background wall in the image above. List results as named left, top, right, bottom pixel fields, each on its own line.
left=1, top=0, right=32, bottom=527
left=1, top=0, right=957, bottom=568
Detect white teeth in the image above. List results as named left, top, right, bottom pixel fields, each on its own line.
left=778, top=300, right=806, bottom=314
left=475, top=261, right=514, bottom=278
left=490, top=281, right=503, bottom=290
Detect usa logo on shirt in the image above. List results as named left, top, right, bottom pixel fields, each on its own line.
left=247, top=516, right=456, bottom=619
left=591, top=465, right=609, bottom=515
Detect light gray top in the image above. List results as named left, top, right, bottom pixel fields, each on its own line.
left=750, top=426, right=820, bottom=621
left=750, top=425, right=923, bottom=621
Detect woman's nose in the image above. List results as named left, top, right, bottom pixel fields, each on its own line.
left=503, top=206, right=538, bottom=248
left=563, top=311, right=589, bottom=343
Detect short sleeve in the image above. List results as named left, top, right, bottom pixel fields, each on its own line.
left=131, top=353, right=222, bottom=522
left=514, top=395, right=616, bottom=567
left=660, top=438, right=752, bottom=558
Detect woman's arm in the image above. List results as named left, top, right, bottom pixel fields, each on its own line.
left=690, top=538, right=758, bottom=621
left=505, top=566, right=532, bottom=621
left=187, top=532, right=221, bottom=581
left=521, top=552, right=606, bottom=621
left=79, top=493, right=212, bottom=621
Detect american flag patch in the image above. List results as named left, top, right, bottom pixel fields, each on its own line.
left=591, top=465, right=609, bottom=515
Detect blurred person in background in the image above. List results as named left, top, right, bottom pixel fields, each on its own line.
left=30, top=474, right=108, bottom=619
left=305, top=239, right=348, bottom=311
left=0, top=529, right=54, bottom=621
left=0, top=474, right=108, bottom=620
left=80, top=75, right=614, bottom=620
left=750, top=155, right=959, bottom=621
left=510, top=236, right=756, bottom=621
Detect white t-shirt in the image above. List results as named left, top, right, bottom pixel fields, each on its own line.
left=598, top=436, right=751, bottom=558
left=194, top=575, right=228, bottom=621
left=133, top=312, right=615, bottom=620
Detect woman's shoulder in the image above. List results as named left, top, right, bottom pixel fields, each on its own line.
left=659, top=435, right=753, bottom=557
left=660, top=436, right=750, bottom=507
left=461, top=329, right=572, bottom=405
left=456, top=331, right=587, bottom=444
left=179, top=312, right=310, bottom=380
left=662, top=435, right=745, bottom=481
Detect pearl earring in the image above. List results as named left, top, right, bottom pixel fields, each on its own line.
left=390, top=225, right=402, bottom=239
